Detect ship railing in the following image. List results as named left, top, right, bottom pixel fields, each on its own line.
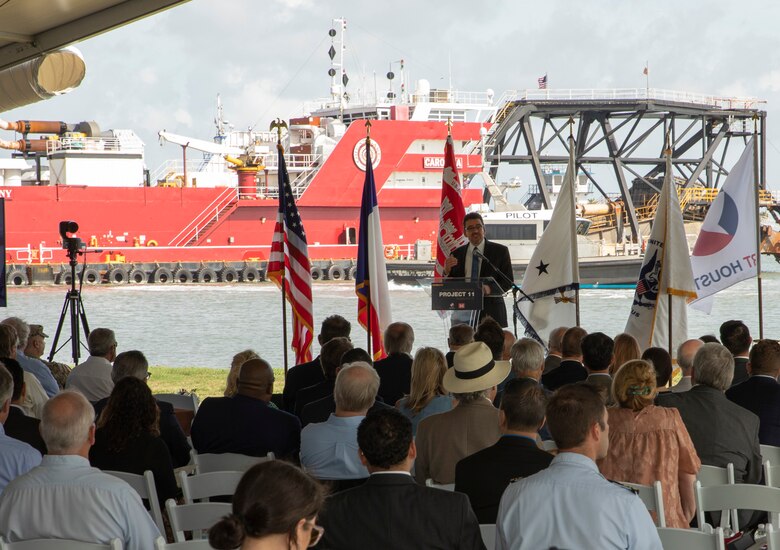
left=168, top=187, right=238, bottom=247
left=46, top=136, right=143, bottom=155
left=261, top=153, right=319, bottom=171
left=511, top=88, right=765, bottom=110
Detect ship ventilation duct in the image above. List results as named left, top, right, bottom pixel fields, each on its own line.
left=0, top=47, right=86, bottom=113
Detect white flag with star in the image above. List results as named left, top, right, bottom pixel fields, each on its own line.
left=516, top=140, right=580, bottom=350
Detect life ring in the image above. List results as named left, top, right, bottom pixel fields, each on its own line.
left=128, top=268, right=147, bottom=284
left=220, top=267, right=239, bottom=283
left=347, top=266, right=357, bottom=280
left=107, top=267, right=127, bottom=284
left=241, top=266, right=260, bottom=282
left=327, top=265, right=345, bottom=281
left=310, top=267, right=324, bottom=281
left=174, top=268, right=193, bottom=283
left=384, top=245, right=399, bottom=260
left=152, top=266, right=173, bottom=284
left=146, top=240, right=158, bottom=247
left=198, top=267, right=218, bottom=283
left=82, top=268, right=101, bottom=285
left=6, top=269, right=28, bottom=286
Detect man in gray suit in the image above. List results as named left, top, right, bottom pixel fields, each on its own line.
left=672, top=339, right=703, bottom=393
left=657, top=342, right=762, bottom=528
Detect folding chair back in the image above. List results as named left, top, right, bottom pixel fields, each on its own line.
left=154, top=537, right=214, bottom=549
left=766, top=524, right=780, bottom=550
left=656, top=527, right=725, bottom=550
left=479, top=525, right=496, bottom=549
left=0, top=538, right=123, bottom=549
left=695, top=481, right=780, bottom=533
left=760, top=444, right=780, bottom=466
left=622, top=481, right=666, bottom=527
left=165, top=499, right=231, bottom=542
left=178, top=470, right=243, bottom=504
left=154, top=393, right=199, bottom=412
left=541, top=440, right=557, bottom=452
left=696, top=464, right=737, bottom=531
left=764, top=460, right=780, bottom=488
left=104, top=470, right=164, bottom=534
left=425, top=479, right=455, bottom=491
left=191, top=451, right=273, bottom=474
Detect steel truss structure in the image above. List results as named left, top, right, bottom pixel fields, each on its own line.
left=483, top=89, right=766, bottom=239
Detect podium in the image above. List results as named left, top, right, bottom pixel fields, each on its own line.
left=421, top=277, right=503, bottom=328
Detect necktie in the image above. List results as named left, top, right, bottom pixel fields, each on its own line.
left=470, top=247, right=480, bottom=282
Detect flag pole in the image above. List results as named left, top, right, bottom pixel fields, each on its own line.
left=568, top=117, right=580, bottom=327
left=365, top=120, right=373, bottom=357
left=664, top=130, right=673, bottom=356
left=271, top=119, right=290, bottom=373
left=753, top=115, right=764, bottom=339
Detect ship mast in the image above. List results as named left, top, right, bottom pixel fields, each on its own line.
left=328, top=18, right=348, bottom=122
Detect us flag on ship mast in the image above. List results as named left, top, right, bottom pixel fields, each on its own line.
left=434, top=130, right=468, bottom=280
left=538, top=74, right=548, bottom=89
left=267, top=144, right=314, bottom=364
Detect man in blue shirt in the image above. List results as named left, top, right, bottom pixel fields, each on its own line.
left=0, top=366, right=41, bottom=492
left=1, top=317, right=59, bottom=397
left=497, top=383, right=661, bottom=550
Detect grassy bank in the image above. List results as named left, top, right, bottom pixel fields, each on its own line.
left=148, top=366, right=286, bottom=399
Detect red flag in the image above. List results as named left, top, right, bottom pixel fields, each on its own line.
left=267, top=146, right=314, bottom=364
left=434, top=135, right=468, bottom=279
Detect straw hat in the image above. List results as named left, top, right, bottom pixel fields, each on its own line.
left=443, top=341, right=511, bottom=394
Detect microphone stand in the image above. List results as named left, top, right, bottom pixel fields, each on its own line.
left=473, top=248, right=534, bottom=338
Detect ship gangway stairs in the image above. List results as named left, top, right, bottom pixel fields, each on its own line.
left=168, top=187, right=239, bottom=247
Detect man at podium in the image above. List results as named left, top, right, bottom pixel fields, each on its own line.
left=444, top=212, right=513, bottom=328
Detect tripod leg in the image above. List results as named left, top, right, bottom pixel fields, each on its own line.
left=77, top=293, right=90, bottom=354
left=69, top=291, right=80, bottom=366
left=47, top=292, right=72, bottom=363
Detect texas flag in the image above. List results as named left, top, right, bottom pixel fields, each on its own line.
left=690, top=139, right=757, bottom=313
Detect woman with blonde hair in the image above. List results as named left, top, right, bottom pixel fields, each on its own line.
left=225, top=349, right=260, bottom=397
left=396, top=347, right=453, bottom=435
left=597, top=359, right=700, bottom=528
left=611, top=333, right=641, bottom=375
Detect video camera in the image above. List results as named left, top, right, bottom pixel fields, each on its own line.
left=59, top=220, right=85, bottom=260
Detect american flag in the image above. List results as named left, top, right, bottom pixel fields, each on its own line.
left=538, top=74, right=548, bottom=89
left=267, top=145, right=314, bottom=365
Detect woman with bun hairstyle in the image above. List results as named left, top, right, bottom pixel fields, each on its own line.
left=209, top=460, right=326, bottom=549
left=597, top=359, right=700, bottom=528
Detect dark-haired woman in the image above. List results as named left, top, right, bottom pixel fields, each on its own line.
left=209, top=460, right=325, bottom=550
left=89, top=376, right=178, bottom=503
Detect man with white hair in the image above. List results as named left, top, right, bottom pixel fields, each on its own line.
left=300, top=362, right=381, bottom=481
left=1, top=317, right=59, bottom=397
left=0, top=391, right=160, bottom=548
left=66, top=328, right=117, bottom=402
left=0, top=366, right=41, bottom=492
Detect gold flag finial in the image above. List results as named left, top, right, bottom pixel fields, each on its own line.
left=446, top=118, right=453, bottom=137
left=269, top=119, right=288, bottom=145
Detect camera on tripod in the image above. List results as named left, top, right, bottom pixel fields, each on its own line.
left=59, top=220, right=85, bottom=261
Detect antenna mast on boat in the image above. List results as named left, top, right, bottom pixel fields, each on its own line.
left=328, top=18, right=347, bottom=121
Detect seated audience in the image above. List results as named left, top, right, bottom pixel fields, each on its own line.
left=209, top=460, right=326, bottom=550
left=0, top=365, right=41, bottom=492
left=541, top=326, right=588, bottom=390
left=598, top=359, right=700, bottom=528
left=446, top=323, right=475, bottom=368
left=300, top=362, right=379, bottom=480
left=494, top=337, right=549, bottom=409
left=700, top=334, right=720, bottom=344
left=93, top=350, right=191, bottom=468
left=672, top=339, right=703, bottom=393
left=496, top=384, right=661, bottom=549
left=0, top=391, right=160, bottom=548
left=642, top=347, right=673, bottom=391
left=720, top=319, right=751, bottom=386
left=396, top=347, right=453, bottom=434
left=24, top=324, right=71, bottom=390
left=283, top=315, right=351, bottom=413
left=374, top=322, right=414, bottom=406
left=0, top=359, right=47, bottom=454
left=415, top=341, right=507, bottom=484
left=611, top=332, right=641, bottom=376
left=224, top=349, right=259, bottom=397
left=543, top=326, right=567, bottom=374
left=0, top=325, right=47, bottom=419
left=66, top=328, right=117, bottom=402
left=474, top=317, right=506, bottom=364
left=582, top=332, right=614, bottom=403
left=657, top=342, right=762, bottom=529
left=1, top=317, right=58, bottom=397
left=294, top=337, right=353, bottom=417
left=317, top=409, right=484, bottom=550
left=726, top=339, right=780, bottom=446
left=502, top=329, right=515, bottom=360
left=89, top=377, right=178, bottom=504
left=191, top=358, right=301, bottom=459
left=455, top=378, right=552, bottom=523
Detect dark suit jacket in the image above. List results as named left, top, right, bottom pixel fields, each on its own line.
left=454, top=435, right=553, bottom=523
left=282, top=356, right=325, bottom=413
left=726, top=375, right=780, bottom=447
left=585, top=372, right=614, bottom=405
left=94, top=397, right=191, bottom=468
left=191, top=394, right=301, bottom=460
left=294, top=379, right=335, bottom=418
left=732, top=357, right=750, bottom=387
left=543, top=354, right=562, bottom=374
left=541, top=359, right=587, bottom=391
left=374, top=353, right=413, bottom=406
left=448, top=239, right=513, bottom=328
left=300, top=395, right=391, bottom=427
left=318, top=473, right=485, bottom=550
left=4, top=406, right=46, bottom=455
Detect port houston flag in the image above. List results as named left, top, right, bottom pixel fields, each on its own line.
left=625, top=153, right=697, bottom=351
left=267, top=145, right=314, bottom=364
left=434, top=135, right=468, bottom=279
left=516, top=142, right=579, bottom=349
left=356, top=137, right=392, bottom=360
left=689, top=139, right=757, bottom=314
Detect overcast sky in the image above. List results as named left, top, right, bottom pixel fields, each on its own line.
left=3, top=0, right=780, bottom=188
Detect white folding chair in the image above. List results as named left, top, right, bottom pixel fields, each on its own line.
left=696, top=463, right=737, bottom=531
left=178, top=469, right=243, bottom=504
left=767, top=524, right=780, bottom=550
left=761, top=444, right=780, bottom=466
left=695, top=481, right=780, bottom=534
left=165, top=499, right=231, bottom=542
left=765, top=460, right=780, bottom=487
left=191, top=450, right=273, bottom=474
left=104, top=470, right=164, bottom=533
left=656, top=527, right=725, bottom=550
left=479, top=524, right=496, bottom=549
left=0, top=538, right=123, bottom=549
left=154, top=537, right=213, bottom=549
left=541, top=440, right=557, bottom=452
left=425, top=478, right=455, bottom=491
left=154, top=393, right=199, bottom=412
left=622, top=481, right=666, bottom=528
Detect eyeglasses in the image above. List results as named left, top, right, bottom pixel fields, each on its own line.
left=464, top=223, right=484, bottom=232
left=145, top=371, right=152, bottom=380
left=307, top=523, right=324, bottom=547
